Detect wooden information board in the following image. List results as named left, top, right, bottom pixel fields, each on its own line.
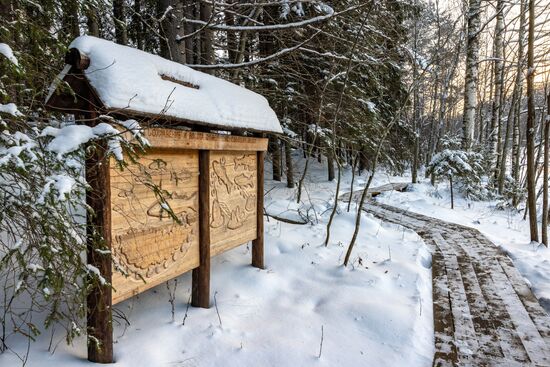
left=104, top=129, right=266, bottom=304
left=210, top=151, right=258, bottom=256
left=110, top=150, right=200, bottom=304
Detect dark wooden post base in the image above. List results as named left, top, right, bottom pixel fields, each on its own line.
left=252, top=151, right=265, bottom=269
left=192, top=150, right=211, bottom=308
left=86, top=141, right=113, bottom=364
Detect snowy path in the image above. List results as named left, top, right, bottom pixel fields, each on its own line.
left=364, top=201, right=550, bottom=367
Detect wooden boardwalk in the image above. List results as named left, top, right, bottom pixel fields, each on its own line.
left=364, top=201, right=550, bottom=367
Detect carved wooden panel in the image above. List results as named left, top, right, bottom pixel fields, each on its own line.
left=209, top=151, right=258, bottom=256
left=109, top=150, right=200, bottom=304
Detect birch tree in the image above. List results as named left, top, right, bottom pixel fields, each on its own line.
left=462, top=0, right=482, bottom=150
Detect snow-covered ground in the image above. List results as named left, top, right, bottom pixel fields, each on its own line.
left=0, top=158, right=434, bottom=366
left=4, top=152, right=550, bottom=367
left=373, top=172, right=550, bottom=313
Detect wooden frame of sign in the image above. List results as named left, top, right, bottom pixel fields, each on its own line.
left=46, top=47, right=277, bottom=363
left=86, top=127, right=267, bottom=363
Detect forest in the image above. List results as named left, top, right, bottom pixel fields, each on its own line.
left=2, top=0, right=550, bottom=366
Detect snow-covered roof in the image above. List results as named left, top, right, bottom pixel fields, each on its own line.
left=47, top=36, right=282, bottom=134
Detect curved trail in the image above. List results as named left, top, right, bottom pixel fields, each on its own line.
left=364, top=201, right=550, bottom=366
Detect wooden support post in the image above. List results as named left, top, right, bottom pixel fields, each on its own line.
left=192, top=150, right=211, bottom=308
left=252, top=151, right=265, bottom=269
left=86, top=142, right=113, bottom=364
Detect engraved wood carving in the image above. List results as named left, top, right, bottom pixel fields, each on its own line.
left=109, top=150, right=200, bottom=304
left=209, top=151, right=257, bottom=256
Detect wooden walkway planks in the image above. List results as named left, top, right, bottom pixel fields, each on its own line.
left=362, top=201, right=550, bottom=367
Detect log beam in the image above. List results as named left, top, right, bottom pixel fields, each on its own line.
left=192, top=150, right=211, bottom=308
left=252, top=151, right=265, bottom=269
left=86, top=138, right=114, bottom=364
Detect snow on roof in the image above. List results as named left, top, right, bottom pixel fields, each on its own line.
left=56, top=36, right=282, bottom=134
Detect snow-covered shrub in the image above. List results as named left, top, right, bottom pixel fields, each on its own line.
left=427, top=149, right=487, bottom=204
left=0, top=110, right=147, bottom=350
left=496, top=175, right=525, bottom=210
left=438, top=134, right=461, bottom=150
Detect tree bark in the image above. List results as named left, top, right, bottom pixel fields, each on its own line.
left=411, top=0, right=420, bottom=182
left=159, top=0, right=187, bottom=63
left=347, top=153, right=359, bottom=212
left=270, top=137, right=282, bottom=181
left=450, top=175, right=454, bottom=209
left=511, top=0, right=525, bottom=207
left=526, top=0, right=538, bottom=242
left=200, top=0, right=214, bottom=68
left=184, top=2, right=196, bottom=63
left=489, top=0, right=505, bottom=185
left=225, top=0, right=238, bottom=64
left=461, top=0, right=481, bottom=150
left=113, top=0, right=128, bottom=45
left=87, top=6, right=99, bottom=37
left=132, top=0, right=143, bottom=49
left=542, top=93, right=550, bottom=246
left=327, top=151, right=335, bottom=181
left=285, top=139, right=294, bottom=188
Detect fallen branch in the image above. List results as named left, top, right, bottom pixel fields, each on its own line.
left=318, top=325, right=324, bottom=359
left=265, top=212, right=309, bottom=225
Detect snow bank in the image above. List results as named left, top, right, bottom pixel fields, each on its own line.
left=62, top=36, right=282, bottom=134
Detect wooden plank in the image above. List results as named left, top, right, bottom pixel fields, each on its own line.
left=431, top=245, right=458, bottom=367
left=498, top=256, right=550, bottom=341
left=109, top=150, right=200, bottom=304
left=469, top=257, right=531, bottom=364
left=209, top=151, right=257, bottom=256
left=130, top=128, right=268, bottom=152
left=431, top=233, right=480, bottom=361
left=86, top=140, right=113, bottom=363
left=451, top=249, right=505, bottom=360
left=192, top=150, right=211, bottom=308
left=252, top=151, right=265, bottom=269
left=489, top=258, right=550, bottom=365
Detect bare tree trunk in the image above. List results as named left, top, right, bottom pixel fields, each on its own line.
left=200, top=0, right=214, bottom=67
left=324, top=163, right=341, bottom=246
left=450, top=175, right=454, bottom=209
left=225, top=0, right=238, bottom=64
left=490, top=0, right=505, bottom=185
left=285, top=138, right=294, bottom=188
left=511, top=0, right=525, bottom=206
left=499, top=1, right=525, bottom=194
left=132, top=0, right=143, bottom=49
left=526, top=0, right=538, bottom=242
left=542, top=93, right=550, bottom=246
left=87, top=6, right=99, bottom=37
left=462, top=0, right=481, bottom=150
left=411, top=1, right=419, bottom=183
left=113, top=0, right=128, bottom=45
left=160, top=0, right=187, bottom=63
left=193, top=3, right=201, bottom=64
left=498, top=88, right=516, bottom=193
left=184, top=2, right=195, bottom=62
left=327, top=151, right=335, bottom=181
left=347, top=153, right=359, bottom=212
left=270, top=137, right=282, bottom=182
